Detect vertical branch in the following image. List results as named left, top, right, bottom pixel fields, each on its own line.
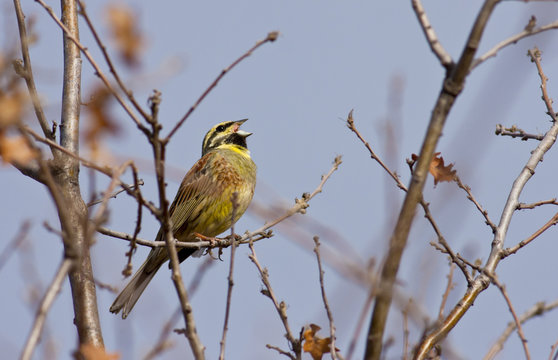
left=147, top=91, right=205, bottom=359
left=13, top=0, right=53, bottom=141
left=219, top=192, right=239, bottom=360
left=57, top=0, right=104, bottom=347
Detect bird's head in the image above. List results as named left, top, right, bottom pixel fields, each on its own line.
left=202, top=119, right=252, bottom=156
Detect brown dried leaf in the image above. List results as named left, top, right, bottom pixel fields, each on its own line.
left=409, top=152, right=456, bottom=185
left=84, top=86, right=120, bottom=157
left=0, top=91, right=26, bottom=127
left=302, top=324, right=338, bottom=360
left=105, top=5, right=143, bottom=66
left=79, top=344, right=119, bottom=360
left=0, top=133, right=38, bottom=165
left=430, top=152, right=456, bottom=185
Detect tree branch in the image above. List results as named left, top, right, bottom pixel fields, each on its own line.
left=414, top=44, right=558, bottom=360
left=164, top=31, right=279, bottom=142
left=366, top=1, right=501, bottom=359
left=20, top=258, right=72, bottom=360
left=13, top=0, right=53, bottom=142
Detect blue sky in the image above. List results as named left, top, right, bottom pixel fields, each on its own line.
left=2, top=1, right=558, bottom=359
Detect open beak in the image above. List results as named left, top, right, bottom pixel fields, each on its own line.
left=234, top=119, right=252, bottom=137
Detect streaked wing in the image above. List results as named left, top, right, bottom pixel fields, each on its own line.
left=167, top=152, right=223, bottom=239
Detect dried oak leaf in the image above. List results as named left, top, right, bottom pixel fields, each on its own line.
left=302, top=324, right=338, bottom=360
left=0, top=133, right=38, bottom=165
left=79, top=344, right=120, bottom=360
left=105, top=4, right=143, bottom=66
left=410, top=152, right=456, bottom=185
left=430, top=152, right=456, bottom=185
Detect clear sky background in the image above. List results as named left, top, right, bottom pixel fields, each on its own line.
left=2, top=1, right=558, bottom=359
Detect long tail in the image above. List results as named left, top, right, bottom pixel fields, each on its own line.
left=110, top=253, right=163, bottom=319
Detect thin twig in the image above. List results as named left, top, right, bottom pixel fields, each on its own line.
left=77, top=0, right=150, bottom=121
left=0, top=220, right=30, bottom=273
left=502, top=211, right=558, bottom=257
left=472, top=19, right=558, bottom=70
left=347, top=112, right=471, bottom=283
left=249, top=241, right=301, bottom=359
left=13, top=0, right=53, bottom=141
left=495, top=124, right=545, bottom=141
left=219, top=193, right=240, bottom=360
left=313, top=236, right=340, bottom=360
left=454, top=175, right=497, bottom=233
left=549, top=338, right=558, bottom=360
left=143, top=257, right=214, bottom=360
left=437, top=263, right=455, bottom=321
left=87, top=179, right=144, bottom=207
left=34, top=0, right=146, bottom=130
left=415, top=42, right=558, bottom=360
left=484, top=299, right=558, bottom=360
left=402, top=301, right=410, bottom=360
left=266, top=344, right=296, bottom=360
left=123, top=166, right=144, bottom=276
left=517, top=198, right=558, bottom=209
left=488, top=274, right=531, bottom=360
left=20, top=258, right=72, bottom=360
left=529, top=47, right=557, bottom=122
left=165, top=31, right=279, bottom=142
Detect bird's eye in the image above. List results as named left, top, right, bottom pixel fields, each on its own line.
left=216, top=125, right=226, bottom=132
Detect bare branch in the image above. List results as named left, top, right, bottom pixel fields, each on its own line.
left=517, top=198, right=558, bottom=209
left=488, top=275, right=531, bottom=359
left=415, top=44, right=558, bottom=359
left=313, top=236, right=341, bottom=360
left=502, top=211, right=558, bottom=257
left=34, top=0, right=146, bottom=130
left=472, top=18, right=558, bottom=70
left=0, top=220, right=30, bottom=273
left=219, top=193, right=240, bottom=360
left=165, top=31, right=279, bottom=142
left=495, top=124, right=545, bottom=141
left=13, top=0, right=53, bottom=141
left=77, top=0, right=150, bottom=121
left=437, top=263, right=455, bottom=322
left=20, top=259, right=72, bottom=360
left=87, top=179, right=144, bottom=207
left=143, top=257, right=214, bottom=360
left=347, top=112, right=471, bottom=283
left=454, top=175, right=497, bottom=233
left=411, top=0, right=453, bottom=67
left=249, top=241, right=301, bottom=359
left=528, top=47, right=557, bottom=122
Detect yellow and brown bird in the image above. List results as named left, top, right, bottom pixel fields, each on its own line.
left=110, top=120, right=257, bottom=318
